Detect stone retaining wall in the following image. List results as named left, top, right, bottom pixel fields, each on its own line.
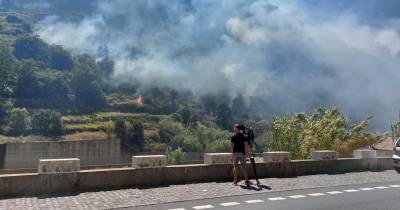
left=0, top=139, right=122, bottom=169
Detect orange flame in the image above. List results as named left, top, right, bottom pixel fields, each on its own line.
left=134, top=96, right=144, bottom=107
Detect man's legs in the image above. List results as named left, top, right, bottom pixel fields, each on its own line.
left=233, top=166, right=239, bottom=183
left=242, top=163, right=249, bottom=182
left=233, top=153, right=240, bottom=184
left=239, top=155, right=250, bottom=183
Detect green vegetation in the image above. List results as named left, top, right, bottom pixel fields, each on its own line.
left=270, top=107, right=377, bottom=158
left=31, top=109, right=63, bottom=136
left=391, top=113, right=400, bottom=139
left=8, top=107, right=30, bottom=136
left=0, top=10, right=383, bottom=160
left=166, top=147, right=185, bottom=165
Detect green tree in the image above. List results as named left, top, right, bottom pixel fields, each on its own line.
left=5, top=15, right=22, bottom=23
left=128, top=120, right=144, bottom=149
left=115, top=119, right=144, bottom=149
left=0, top=46, right=20, bottom=98
left=14, top=36, right=50, bottom=67
left=0, top=99, right=13, bottom=129
left=173, top=106, right=198, bottom=128
left=31, top=109, right=63, bottom=136
left=8, top=108, right=30, bottom=136
left=49, top=45, right=74, bottom=71
left=159, top=119, right=185, bottom=143
left=115, top=118, right=128, bottom=142
left=71, top=55, right=106, bottom=113
left=15, top=69, right=73, bottom=109
left=21, top=23, right=32, bottom=33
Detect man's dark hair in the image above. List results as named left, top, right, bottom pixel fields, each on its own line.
left=235, top=124, right=245, bottom=131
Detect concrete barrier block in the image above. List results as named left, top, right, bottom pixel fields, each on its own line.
left=312, top=150, right=337, bottom=161
left=38, top=158, right=80, bottom=174
left=132, top=155, right=167, bottom=168
left=353, top=149, right=377, bottom=159
left=204, top=153, right=233, bottom=164
left=263, top=152, right=291, bottom=162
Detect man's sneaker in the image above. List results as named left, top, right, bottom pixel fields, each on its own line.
left=232, top=181, right=238, bottom=186
left=245, top=180, right=253, bottom=185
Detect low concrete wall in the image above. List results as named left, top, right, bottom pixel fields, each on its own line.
left=132, top=155, right=167, bottom=168
left=0, top=157, right=393, bottom=198
left=38, top=158, right=80, bottom=174
left=263, top=152, right=291, bottom=162
left=376, top=150, right=392, bottom=157
left=204, top=153, right=232, bottom=164
left=312, top=150, right=337, bottom=160
left=0, top=139, right=122, bottom=169
left=353, top=149, right=377, bottom=159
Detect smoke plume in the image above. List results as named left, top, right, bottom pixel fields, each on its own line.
left=33, top=0, right=400, bottom=130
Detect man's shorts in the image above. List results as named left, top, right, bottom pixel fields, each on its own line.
left=233, top=152, right=247, bottom=168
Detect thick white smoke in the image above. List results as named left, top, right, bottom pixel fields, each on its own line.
left=35, top=0, right=400, bottom=130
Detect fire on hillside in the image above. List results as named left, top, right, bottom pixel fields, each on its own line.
left=134, top=96, right=144, bottom=107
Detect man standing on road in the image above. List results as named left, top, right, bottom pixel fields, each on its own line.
left=231, top=124, right=253, bottom=185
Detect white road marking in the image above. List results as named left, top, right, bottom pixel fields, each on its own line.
left=288, top=195, right=307, bottom=199
left=268, top=197, right=286, bottom=201
left=182, top=184, right=397, bottom=210
left=374, top=186, right=389, bottom=189
left=245, top=200, right=264, bottom=204
left=344, top=189, right=359, bottom=192
left=326, top=191, right=343, bottom=195
left=360, top=188, right=374, bottom=191
left=219, top=202, right=240, bottom=207
left=308, top=193, right=326, bottom=196
left=193, top=205, right=214, bottom=209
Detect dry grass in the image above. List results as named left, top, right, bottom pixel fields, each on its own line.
left=62, top=131, right=116, bottom=141
left=0, top=135, right=55, bottom=143
left=144, top=130, right=159, bottom=139
left=146, top=141, right=168, bottom=153
left=0, top=132, right=117, bottom=144
left=62, top=112, right=169, bottom=125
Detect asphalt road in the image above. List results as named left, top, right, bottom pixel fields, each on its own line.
left=125, top=181, right=400, bottom=210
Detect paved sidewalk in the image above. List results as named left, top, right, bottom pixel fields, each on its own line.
left=1, top=170, right=400, bottom=210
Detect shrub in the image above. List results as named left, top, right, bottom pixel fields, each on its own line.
left=115, top=118, right=128, bottom=141
left=14, top=36, right=50, bottom=67
left=159, top=119, right=185, bottom=143
left=128, top=120, right=144, bottom=148
left=115, top=118, right=144, bottom=149
left=271, top=107, right=377, bottom=159
left=206, top=139, right=230, bottom=153
left=31, top=109, right=63, bottom=136
left=391, top=112, right=400, bottom=139
left=8, top=108, right=30, bottom=136
left=166, top=147, right=185, bottom=165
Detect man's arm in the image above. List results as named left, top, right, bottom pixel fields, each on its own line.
left=230, top=142, right=234, bottom=153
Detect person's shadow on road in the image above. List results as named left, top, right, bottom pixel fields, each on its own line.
left=239, top=184, right=272, bottom=191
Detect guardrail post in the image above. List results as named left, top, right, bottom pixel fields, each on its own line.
left=204, top=153, right=232, bottom=164
left=38, top=158, right=80, bottom=193
left=312, top=150, right=337, bottom=160
left=263, top=151, right=291, bottom=162
left=132, top=155, right=167, bottom=168
left=353, top=149, right=377, bottom=159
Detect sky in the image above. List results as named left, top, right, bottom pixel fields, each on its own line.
left=7, top=0, right=400, bottom=130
